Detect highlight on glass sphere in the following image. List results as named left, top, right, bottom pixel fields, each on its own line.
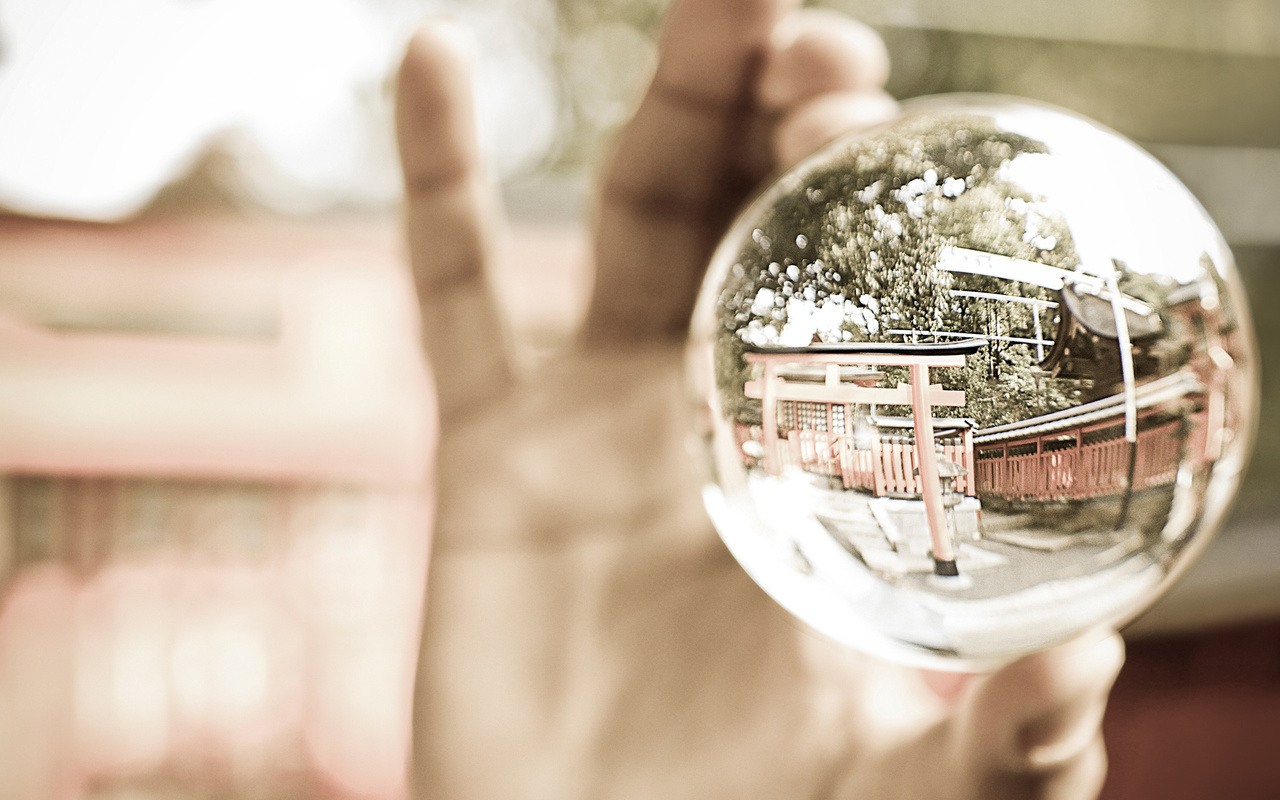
left=687, top=95, right=1258, bottom=669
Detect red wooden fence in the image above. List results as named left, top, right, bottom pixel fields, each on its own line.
left=735, top=425, right=973, bottom=497
left=735, top=411, right=1192, bottom=503
left=974, top=417, right=1186, bottom=502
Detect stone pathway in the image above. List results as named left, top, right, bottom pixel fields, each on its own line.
left=805, top=483, right=1150, bottom=601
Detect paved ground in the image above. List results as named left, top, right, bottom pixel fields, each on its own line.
left=809, top=484, right=1174, bottom=601
left=735, top=471, right=1182, bottom=659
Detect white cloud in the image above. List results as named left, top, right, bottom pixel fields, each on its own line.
left=0, top=0, right=559, bottom=219
left=995, top=106, right=1227, bottom=284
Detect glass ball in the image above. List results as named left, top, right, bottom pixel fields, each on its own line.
left=688, top=95, right=1258, bottom=669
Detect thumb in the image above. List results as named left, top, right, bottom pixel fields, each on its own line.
left=952, top=631, right=1125, bottom=800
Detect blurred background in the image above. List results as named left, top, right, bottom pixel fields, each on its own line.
left=1, top=0, right=1278, bottom=798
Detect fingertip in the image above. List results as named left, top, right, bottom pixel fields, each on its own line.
left=995, top=629, right=1125, bottom=706
left=401, top=19, right=476, bottom=78
left=773, top=89, right=898, bottom=168
left=396, top=19, right=485, bottom=194
left=759, top=9, right=890, bottom=110
left=1028, top=629, right=1127, bottom=699
left=397, top=20, right=479, bottom=132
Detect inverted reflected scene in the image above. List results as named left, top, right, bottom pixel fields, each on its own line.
left=689, top=96, right=1257, bottom=668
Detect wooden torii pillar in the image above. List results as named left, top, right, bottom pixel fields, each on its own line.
left=745, top=341, right=985, bottom=577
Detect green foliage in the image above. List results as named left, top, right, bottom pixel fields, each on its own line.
left=714, top=112, right=1084, bottom=428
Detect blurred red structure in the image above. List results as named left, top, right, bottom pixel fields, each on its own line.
left=1102, top=619, right=1280, bottom=800
left=0, top=216, right=434, bottom=799
left=0, top=217, right=1275, bottom=799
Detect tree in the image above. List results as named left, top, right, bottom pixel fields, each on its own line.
left=714, top=111, right=1084, bottom=428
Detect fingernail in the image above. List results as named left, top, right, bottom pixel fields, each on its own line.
left=921, top=668, right=974, bottom=704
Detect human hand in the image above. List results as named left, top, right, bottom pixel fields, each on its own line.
left=397, top=2, right=1124, bottom=798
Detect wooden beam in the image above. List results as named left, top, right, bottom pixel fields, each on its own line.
left=745, top=379, right=966, bottom=407
left=745, top=352, right=968, bottom=368
left=911, top=363, right=957, bottom=575
left=761, top=363, right=779, bottom=475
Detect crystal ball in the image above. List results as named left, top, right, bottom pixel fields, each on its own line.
left=687, top=95, right=1258, bottom=669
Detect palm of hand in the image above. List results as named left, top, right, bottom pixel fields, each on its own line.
left=419, top=349, right=1111, bottom=800
left=425, top=346, right=900, bottom=797
left=399, top=2, right=1123, bottom=798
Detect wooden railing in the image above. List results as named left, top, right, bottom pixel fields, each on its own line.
left=974, top=418, right=1186, bottom=502
left=869, top=436, right=973, bottom=497
left=736, top=425, right=973, bottom=497
left=736, top=411, right=1191, bottom=503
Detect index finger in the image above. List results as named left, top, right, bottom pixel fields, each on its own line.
left=587, top=0, right=800, bottom=341
left=396, top=24, right=513, bottom=420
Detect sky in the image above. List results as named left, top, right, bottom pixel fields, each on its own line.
left=993, top=103, right=1230, bottom=285
left=0, top=0, right=559, bottom=219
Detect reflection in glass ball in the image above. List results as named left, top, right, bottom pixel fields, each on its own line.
left=688, top=95, right=1258, bottom=669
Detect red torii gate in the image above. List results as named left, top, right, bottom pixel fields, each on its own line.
left=745, top=341, right=986, bottom=577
